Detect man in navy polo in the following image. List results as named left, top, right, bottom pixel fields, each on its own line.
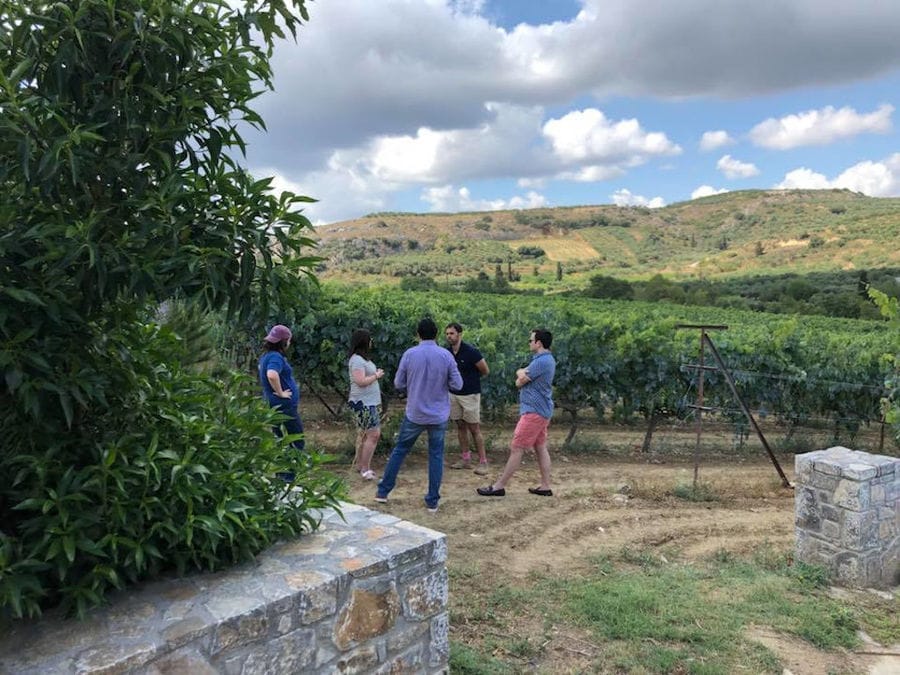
left=376, top=318, right=463, bottom=513
left=445, top=322, right=490, bottom=475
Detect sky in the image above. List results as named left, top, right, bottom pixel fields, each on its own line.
left=241, top=0, right=900, bottom=225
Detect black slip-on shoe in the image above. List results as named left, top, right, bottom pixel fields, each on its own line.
left=528, top=487, right=553, bottom=497
left=476, top=485, right=506, bottom=497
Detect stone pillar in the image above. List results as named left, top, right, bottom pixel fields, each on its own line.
left=795, top=446, right=898, bottom=588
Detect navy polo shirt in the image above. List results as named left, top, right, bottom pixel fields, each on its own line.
left=448, top=341, right=484, bottom=395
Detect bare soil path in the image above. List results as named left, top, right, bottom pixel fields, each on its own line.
left=333, top=442, right=898, bottom=674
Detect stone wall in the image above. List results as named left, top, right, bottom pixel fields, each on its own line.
left=0, top=503, right=449, bottom=674
left=795, top=446, right=899, bottom=588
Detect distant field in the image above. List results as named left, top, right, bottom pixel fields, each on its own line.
left=505, top=233, right=600, bottom=261
left=314, top=190, right=900, bottom=286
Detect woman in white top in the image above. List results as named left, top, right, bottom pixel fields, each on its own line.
left=348, top=329, right=385, bottom=480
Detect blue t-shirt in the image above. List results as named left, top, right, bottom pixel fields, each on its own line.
left=519, top=352, right=556, bottom=419
left=259, top=351, right=299, bottom=407
left=448, top=341, right=485, bottom=395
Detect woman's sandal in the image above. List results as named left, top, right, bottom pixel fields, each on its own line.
left=360, top=469, right=376, bottom=481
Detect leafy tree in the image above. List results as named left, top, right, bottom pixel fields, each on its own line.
left=585, top=275, right=634, bottom=300
left=869, top=288, right=900, bottom=443
left=0, top=0, right=341, bottom=618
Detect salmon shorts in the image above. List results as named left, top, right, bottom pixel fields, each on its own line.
left=511, top=412, right=550, bottom=449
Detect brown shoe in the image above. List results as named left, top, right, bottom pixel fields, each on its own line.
left=450, top=459, right=471, bottom=469
left=473, top=463, right=489, bottom=476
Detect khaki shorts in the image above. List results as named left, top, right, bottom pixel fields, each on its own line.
left=449, top=393, right=481, bottom=424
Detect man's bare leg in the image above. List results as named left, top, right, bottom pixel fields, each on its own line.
left=534, top=442, right=551, bottom=490
left=492, top=445, right=526, bottom=489
left=469, top=422, right=487, bottom=464
left=451, top=420, right=471, bottom=467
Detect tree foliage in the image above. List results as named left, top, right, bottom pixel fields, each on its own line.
left=869, top=288, right=900, bottom=442
left=1, top=0, right=339, bottom=618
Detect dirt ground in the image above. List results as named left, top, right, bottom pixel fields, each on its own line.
left=322, top=423, right=900, bottom=674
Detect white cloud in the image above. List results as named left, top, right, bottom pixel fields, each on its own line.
left=699, top=130, right=733, bottom=152
left=239, top=1, right=900, bottom=222
left=542, top=108, right=681, bottom=164
left=775, top=153, right=900, bottom=196
left=421, top=185, right=548, bottom=211
left=610, top=189, right=665, bottom=208
left=255, top=103, right=682, bottom=222
left=249, top=1, right=900, bottom=173
left=774, top=168, right=832, bottom=191
left=750, top=104, right=894, bottom=150
left=717, top=154, right=760, bottom=179
left=691, top=185, right=729, bottom=200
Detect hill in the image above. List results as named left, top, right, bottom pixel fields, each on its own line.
left=311, top=189, right=900, bottom=290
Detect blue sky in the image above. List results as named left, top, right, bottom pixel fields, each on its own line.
left=242, top=0, right=900, bottom=224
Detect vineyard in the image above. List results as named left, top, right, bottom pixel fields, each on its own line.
left=282, top=286, right=898, bottom=453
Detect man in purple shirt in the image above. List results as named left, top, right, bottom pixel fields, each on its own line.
left=376, top=318, right=463, bottom=512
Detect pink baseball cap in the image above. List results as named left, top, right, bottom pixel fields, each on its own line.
left=264, top=324, right=292, bottom=343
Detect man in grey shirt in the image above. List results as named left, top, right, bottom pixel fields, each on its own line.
left=376, top=318, right=463, bottom=512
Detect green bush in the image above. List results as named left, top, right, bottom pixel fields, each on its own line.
left=0, top=0, right=341, bottom=619
left=1, top=320, right=344, bottom=619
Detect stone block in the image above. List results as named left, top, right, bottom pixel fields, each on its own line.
left=842, top=463, right=878, bottom=481
left=795, top=487, right=821, bottom=532
left=832, top=479, right=870, bottom=511
left=146, top=647, right=217, bottom=675
left=210, top=607, right=268, bottom=655
left=430, top=537, right=448, bottom=566
left=833, top=551, right=864, bottom=586
left=333, top=584, right=401, bottom=650
left=822, top=520, right=840, bottom=540
left=386, top=620, right=429, bottom=653
left=821, top=504, right=841, bottom=523
left=160, top=614, right=210, bottom=651
left=429, top=612, right=450, bottom=667
left=73, top=639, right=158, bottom=674
left=840, top=511, right=878, bottom=552
left=222, top=627, right=315, bottom=675
left=404, top=568, right=449, bottom=620
left=807, top=473, right=839, bottom=492
left=334, top=644, right=380, bottom=674
left=794, top=453, right=814, bottom=479
left=386, top=543, right=429, bottom=570
left=373, top=645, right=426, bottom=674
left=287, top=572, right=339, bottom=625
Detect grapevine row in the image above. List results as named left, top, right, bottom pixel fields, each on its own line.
left=290, top=287, right=894, bottom=447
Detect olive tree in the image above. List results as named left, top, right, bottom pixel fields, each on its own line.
left=0, top=0, right=341, bottom=618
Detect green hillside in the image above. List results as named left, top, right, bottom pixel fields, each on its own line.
left=312, top=189, right=900, bottom=291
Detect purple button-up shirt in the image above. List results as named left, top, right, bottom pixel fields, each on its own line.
left=394, top=340, right=463, bottom=425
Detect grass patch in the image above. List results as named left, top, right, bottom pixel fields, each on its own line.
left=672, top=481, right=720, bottom=502
left=449, top=643, right=515, bottom=674
left=543, top=550, right=862, bottom=673
left=449, top=543, right=882, bottom=672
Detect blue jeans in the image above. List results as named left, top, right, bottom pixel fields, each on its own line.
left=271, top=398, right=305, bottom=451
left=377, top=415, right=446, bottom=509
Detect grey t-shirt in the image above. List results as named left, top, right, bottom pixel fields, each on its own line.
left=348, top=354, right=381, bottom=406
